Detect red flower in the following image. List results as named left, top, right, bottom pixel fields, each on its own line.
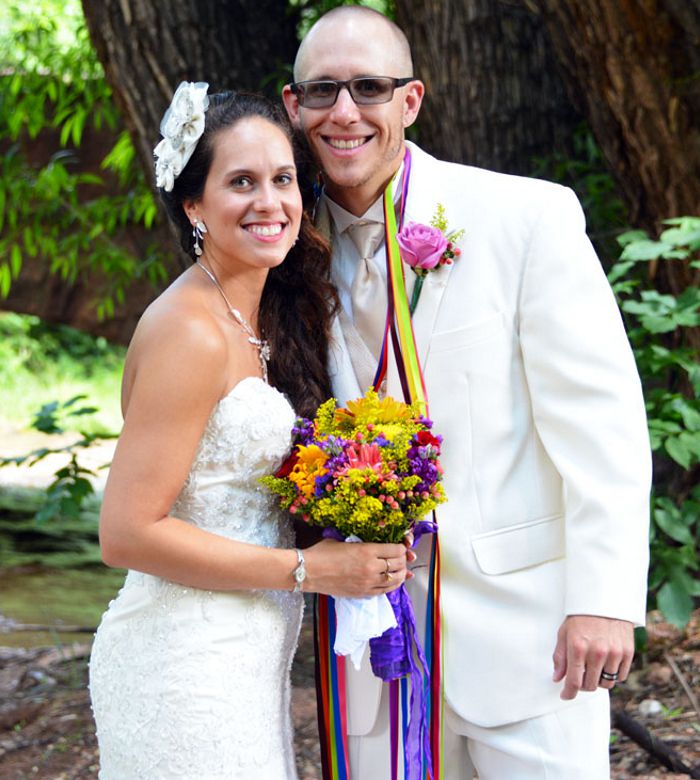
left=275, top=449, right=299, bottom=478
left=415, top=431, right=441, bottom=448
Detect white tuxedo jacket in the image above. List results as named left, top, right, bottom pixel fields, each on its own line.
left=322, top=142, right=651, bottom=729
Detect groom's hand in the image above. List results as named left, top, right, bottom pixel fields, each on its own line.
left=552, top=615, right=634, bottom=700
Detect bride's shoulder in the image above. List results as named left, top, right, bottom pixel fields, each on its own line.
left=134, top=275, right=224, bottom=355
left=123, top=277, right=227, bottom=395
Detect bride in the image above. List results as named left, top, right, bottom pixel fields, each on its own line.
left=89, top=83, right=410, bottom=780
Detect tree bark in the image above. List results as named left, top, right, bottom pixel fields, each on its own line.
left=395, top=0, right=582, bottom=175
left=81, top=0, right=299, bottom=187
left=533, top=0, right=700, bottom=284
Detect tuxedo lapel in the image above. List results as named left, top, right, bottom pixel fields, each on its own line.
left=386, top=144, right=458, bottom=403
left=317, top=148, right=462, bottom=406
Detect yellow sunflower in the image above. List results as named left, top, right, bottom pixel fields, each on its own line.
left=334, top=390, right=415, bottom=429
left=288, top=444, right=329, bottom=498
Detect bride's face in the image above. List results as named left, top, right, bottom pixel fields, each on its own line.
left=191, top=117, right=302, bottom=274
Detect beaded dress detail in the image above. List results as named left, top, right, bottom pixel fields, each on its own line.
left=89, top=378, right=302, bottom=779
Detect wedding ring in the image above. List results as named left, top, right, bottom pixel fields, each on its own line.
left=384, top=571, right=394, bottom=581
left=600, top=670, right=619, bottom=682
left=384, top=558, right=391, bottom=574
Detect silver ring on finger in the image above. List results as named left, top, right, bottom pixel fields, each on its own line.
left=600, top=670, right=619, bottom=682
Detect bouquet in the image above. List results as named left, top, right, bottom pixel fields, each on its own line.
left=261, top=389, right=446, bottom=673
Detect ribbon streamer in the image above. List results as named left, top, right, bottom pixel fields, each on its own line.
left=318, top=147, right=444, bottom=780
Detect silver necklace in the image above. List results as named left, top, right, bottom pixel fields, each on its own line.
left=196, top=261, right=270, bottom=383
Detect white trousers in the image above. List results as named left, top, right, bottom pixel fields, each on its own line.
left=348, top=688, right=610, bottom=779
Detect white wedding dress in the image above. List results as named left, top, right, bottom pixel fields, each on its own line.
left=89, top=377, right=303, bottom=780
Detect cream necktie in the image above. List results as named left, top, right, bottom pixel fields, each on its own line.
left=347, top=220, right=387, bottom=359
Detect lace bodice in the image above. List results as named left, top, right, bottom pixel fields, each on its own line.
left=170, top=375, right=297, bottom=546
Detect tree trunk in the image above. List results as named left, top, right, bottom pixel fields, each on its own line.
left=395, top=0, right=582, bottom=175
left=534, top=0, right=700, bottom=289
left=81, top=0, right=299, bottom=188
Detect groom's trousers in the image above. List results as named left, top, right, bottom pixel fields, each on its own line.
left=347, top=687, right=610, bottom=779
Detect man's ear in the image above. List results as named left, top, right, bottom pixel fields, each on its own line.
left=402, top=80, right=425, bottom=129
left=282, top=85, right=301, bottom=129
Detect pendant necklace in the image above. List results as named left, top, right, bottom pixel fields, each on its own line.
left=195, top=261, right=270, bottom=383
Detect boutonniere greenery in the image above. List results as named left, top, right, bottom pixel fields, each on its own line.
left=396, top=204, right=465, bottom=314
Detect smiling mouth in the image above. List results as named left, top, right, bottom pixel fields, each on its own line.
left=244, top=223, right=284, bottom=237
left=324, top=136, right=371, bottom=150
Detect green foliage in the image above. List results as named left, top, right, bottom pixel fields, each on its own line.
left=609, top=218, right=700, bottom=628
left=0, top=1, right=168, bottom=317
left=0, top=312, right=121, bottom=542
left=0, top=312, right=122, bottom=568
left=1, top=392, right=118, bottom=527
left=0, top=312, right=124, bottom=432
left=290, top=0, right=395, bottom=36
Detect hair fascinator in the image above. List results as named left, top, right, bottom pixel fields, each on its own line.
left=154, top=81, right=210, bottom=191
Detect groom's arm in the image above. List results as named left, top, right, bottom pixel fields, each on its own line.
left=517, top=185, right=651, bottom=699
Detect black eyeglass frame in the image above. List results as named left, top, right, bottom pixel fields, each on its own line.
left=290, top=76, right=415, bottom=108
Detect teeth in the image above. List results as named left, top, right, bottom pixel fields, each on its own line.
left=329, top=138, right=365, bottom=150
left=247, top=224, right=282, bottom=236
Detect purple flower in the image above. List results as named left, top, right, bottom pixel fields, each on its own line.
left=396, top=222, right=448, bottom=270
left=292, top=417, right=315, bottom=445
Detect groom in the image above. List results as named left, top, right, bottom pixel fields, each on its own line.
left=283, top=6, right=651, bottom=779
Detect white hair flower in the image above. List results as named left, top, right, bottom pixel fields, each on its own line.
left=154, top=81, right=210, bottom=191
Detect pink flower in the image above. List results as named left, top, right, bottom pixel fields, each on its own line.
left=396, top=222, right=449, bottom=270
left=346, top=442, right=384, bottom=475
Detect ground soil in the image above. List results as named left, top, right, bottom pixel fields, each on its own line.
left=0, top=610, right=698, bottom=780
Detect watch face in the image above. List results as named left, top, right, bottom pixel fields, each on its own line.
left=295, top=566, right=306, bottom=583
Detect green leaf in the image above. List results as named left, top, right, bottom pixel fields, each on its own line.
left=657, top=581, right=694, bottom=628
left=659, top=225, right=700, bottom=248
left=10, top=244, right=22, bottom=277
left=620, top=240, right=672, bottom=261
left=677, top=403, right=700, bottom=432
left=0, top=264, right=10, bottom=298
left=616, top=229, right=649, bottom=248
left=664, top=436, right=692, bottom=469
left=653, top=502, right=694, bottom=545
left=607, top=260, right=635, bottom=285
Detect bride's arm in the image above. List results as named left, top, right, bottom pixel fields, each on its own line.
left=99, top=304, right=408, bottom=598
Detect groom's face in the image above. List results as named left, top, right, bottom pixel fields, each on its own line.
left=283, top=16, right=423, bottom=215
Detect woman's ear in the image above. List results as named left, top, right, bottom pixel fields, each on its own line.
left=183, top=200, right=199, bottom=227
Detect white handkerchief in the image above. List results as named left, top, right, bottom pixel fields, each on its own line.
left=332, top=536, right=398, bottom=668
left=333, top=594, right=398, bottom=669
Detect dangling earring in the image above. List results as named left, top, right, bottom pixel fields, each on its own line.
left=192, top=219, right=208, bottom=256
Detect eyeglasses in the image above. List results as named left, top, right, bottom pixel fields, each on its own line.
left=290, top=77, right=414, bottom=109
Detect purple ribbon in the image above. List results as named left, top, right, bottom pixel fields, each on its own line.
left=368, top=519, right=437, bottom=780
left=323, top=521, right=438, bottom=779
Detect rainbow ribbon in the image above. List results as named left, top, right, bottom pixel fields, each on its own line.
left=317, top=147, right=444, bottom=780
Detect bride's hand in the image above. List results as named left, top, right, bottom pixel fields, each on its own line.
left=303, top=539, right=414, bottom=598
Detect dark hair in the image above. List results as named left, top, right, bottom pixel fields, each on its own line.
left=159, top=90, right=338, bottom=417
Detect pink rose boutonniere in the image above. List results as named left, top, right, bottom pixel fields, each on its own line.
left=396, top=204, right=465, bottom=314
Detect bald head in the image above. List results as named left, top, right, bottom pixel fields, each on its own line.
left=294, top=6, right=413, bottom=83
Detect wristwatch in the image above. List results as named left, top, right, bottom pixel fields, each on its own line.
left=292, top=548, right=306, bottom=593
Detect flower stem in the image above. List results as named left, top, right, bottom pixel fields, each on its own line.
left=409, top=276, right=425, bottom=316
